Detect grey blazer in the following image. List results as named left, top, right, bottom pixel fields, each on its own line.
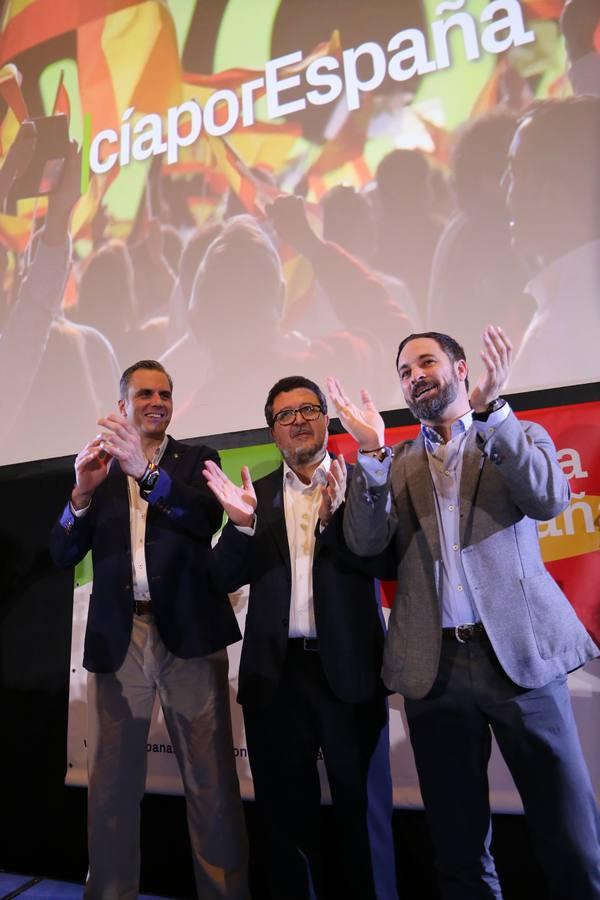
left=344, top=410, right=599, bottom=700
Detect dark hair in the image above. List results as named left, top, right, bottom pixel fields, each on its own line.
left=264, top=376, right=327, bottom=427
left=375, top=148, right=432, bottom=211
left=119, top=360, right=173, bottom=400
left=179, top=222, right=223, bottom=303
left=321, top=184, right=375, bottom=259
left=396, top=332, right=469, bottom=390
left=189, top=216, right=283, bottom=343
left=451, top=107, right=518, bottom=213
left=514, top=96, right=600, bottom=195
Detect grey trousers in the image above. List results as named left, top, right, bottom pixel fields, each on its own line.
left=84, top=615, right=249, bottom=900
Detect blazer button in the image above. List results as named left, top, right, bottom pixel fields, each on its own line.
left=281, top=618, right=289, bottom=628
left=124, top=583, right=131, bottom=591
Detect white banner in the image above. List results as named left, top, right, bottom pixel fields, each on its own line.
left=66, top=580, right=600, bottom=811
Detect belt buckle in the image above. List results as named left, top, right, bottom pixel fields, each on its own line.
left=455, top=624, right=473, bottom=643
left=303, top=638, right=318, bottom=651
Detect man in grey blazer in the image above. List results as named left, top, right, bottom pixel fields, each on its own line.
left=328, top=326, right=600, bottom=900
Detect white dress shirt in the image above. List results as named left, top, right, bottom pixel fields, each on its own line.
left=126, top=436, right=168, bottom=604
left=358, top=405, right=511, bottom=626
left=283, top=453, right=331, bottom=638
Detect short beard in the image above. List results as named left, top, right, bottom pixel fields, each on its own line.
left=282, top=439, right=326, bottom=468
left=407, top=378, right=458, bottom=422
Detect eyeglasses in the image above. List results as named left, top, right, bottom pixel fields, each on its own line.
left=272, top=404, right=323, bottom=426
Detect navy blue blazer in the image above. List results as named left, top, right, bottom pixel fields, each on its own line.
left=213, top=464, right=395, bottom=710
left=50, top=436, right=241, bottom=673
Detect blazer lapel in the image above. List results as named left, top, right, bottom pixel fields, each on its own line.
left=106, top=460, right=130, bottom=545
left=404, top=434, right=441, bottom=562
left=261, top=467, right=292, bottom=576
left=459, top=429, right=485, bottom=545
left=146, top=436, right=183, bottom=533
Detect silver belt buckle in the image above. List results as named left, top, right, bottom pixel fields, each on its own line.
left=455, top=624, right=475, bottom=643
left=303, top=638, right=318, bottom=651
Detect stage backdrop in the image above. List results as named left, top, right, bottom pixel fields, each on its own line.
left=65, top=400, right=600, bottom=811
left=1, top=0, right=599, bottom=465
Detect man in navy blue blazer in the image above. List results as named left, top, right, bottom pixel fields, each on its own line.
left=204, top=375, right=398, bottom=900
left=50, top=359, right=248, bottom=900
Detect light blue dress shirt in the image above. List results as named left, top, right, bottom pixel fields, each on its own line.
left=358, top=404, right=511, bottom=627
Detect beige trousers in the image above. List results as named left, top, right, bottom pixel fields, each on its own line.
left=84, top=615, right=248, bottom=900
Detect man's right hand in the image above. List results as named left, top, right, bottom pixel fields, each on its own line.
left=327, top=377, right=385, bottom=451
left=203, top=460, right=257, bottom=528
left=71, top=437, right=112, bottom=510
left=268, top=194, right=320, bottom=257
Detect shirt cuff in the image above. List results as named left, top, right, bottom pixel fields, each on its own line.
left=70, top=500, right=90, bottom=517
left=472, top=402, right=511, bottom=441
left=356, top=447, right=393, bottom=487
left=234, top=515, right=256, bottom=536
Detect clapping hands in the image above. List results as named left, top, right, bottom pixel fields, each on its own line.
left=203, top=461, right=257, bottom=528
left=469, top=325, right=513, bottom=413
left=327, top=377, right=385, bottom=451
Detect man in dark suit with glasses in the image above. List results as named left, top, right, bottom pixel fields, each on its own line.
left=205, top=375, right=398, bottom=900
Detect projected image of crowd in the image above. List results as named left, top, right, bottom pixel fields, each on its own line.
left=0, top=0, right=598, bottom=464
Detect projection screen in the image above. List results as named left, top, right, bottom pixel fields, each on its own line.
left=0, top=0, right=598, bottom=467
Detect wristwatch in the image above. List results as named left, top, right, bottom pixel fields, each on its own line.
left=358, top=445, right=391, bottom=462
left=137, top=462, right=160, bottom=497
left=472, top=398, right=506, bottom=422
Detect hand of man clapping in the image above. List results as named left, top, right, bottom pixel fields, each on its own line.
left=317, top=455, right=347, bottom=527
left=327, top=377, right=385, bottom=451
left=469, top=325, right=513, bottom=413
left=97, top=413, right=148, bottom=480
left=71, top=437, right=113, bottom=510
left=203, top=460, right=257, bottom=528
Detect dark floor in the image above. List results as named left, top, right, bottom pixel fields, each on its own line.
left=0, top=789, right=549, bottom=900
left=0, top=873, right=170, bottom=900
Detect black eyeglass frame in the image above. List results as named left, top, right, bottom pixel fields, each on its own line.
left=272, top=404, right=323, bottom=426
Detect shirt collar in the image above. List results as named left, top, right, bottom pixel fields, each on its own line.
left=283, top=451, right=331, bottom=490
left=421, top=410, right=473, bottom=452
left=152, top=435, right=169, bottom=465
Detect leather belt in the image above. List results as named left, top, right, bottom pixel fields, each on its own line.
left=442, top=623, right=486, bottom=643
left=288, top=637, right=319, bottom=652
left=133, top=599, right=152, bottom=616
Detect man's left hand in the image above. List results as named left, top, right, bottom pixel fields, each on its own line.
left=97, top=413, right=148, bottom=479
left=318, top=455, right=347, bottom=527
left=469, top=325, right=513, bottom=413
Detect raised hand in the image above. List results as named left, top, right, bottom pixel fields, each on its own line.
left=469, top=325, right=513, bottom=413
left=267, top=194, right=319, bottom=256
left=327, top=376, right=385, bottom=451
left=96, top=413, right=147, bottom=480
left=44, top=140, right=82, bottom=244
left=318, top=455, right=347, bottom=526
left=71, top=437, right=113, bottom=509
left=203, top=460, right=257, bottom=528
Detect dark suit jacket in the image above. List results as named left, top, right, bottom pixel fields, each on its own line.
left=50, top=436, right=241, bottom=673
left=213, top=463, right=394, bottom=710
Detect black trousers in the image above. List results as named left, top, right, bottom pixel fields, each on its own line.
left=404, top=634, right=600, bottom=900
left=243, top=640, right=398, bottom=900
